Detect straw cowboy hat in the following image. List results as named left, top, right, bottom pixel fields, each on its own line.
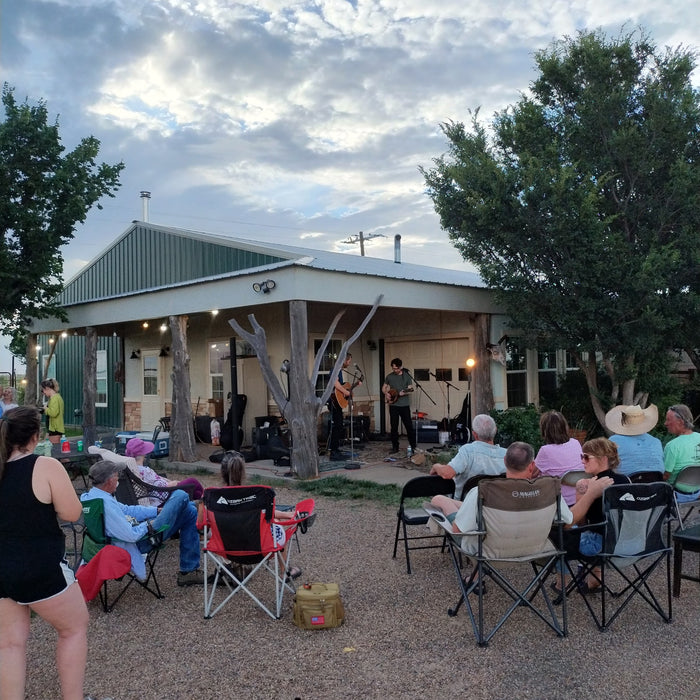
left=605, top=404, right=658, bottom=436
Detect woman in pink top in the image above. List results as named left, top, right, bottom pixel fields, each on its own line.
left=535, top=410, right=582, bottom=505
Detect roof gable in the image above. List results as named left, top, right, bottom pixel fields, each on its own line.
left=59, top=223, right=289, bottom=305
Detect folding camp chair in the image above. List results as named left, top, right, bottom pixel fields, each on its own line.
left=671, top=465, right=700, bottom=525
left=115, top=467, right=197, bottom=507
left=202, top=486, right=314, bottom=620
left=392, top=475, right=455, bottom=574
left=80, top=498, right=165, bottom=612
left=628, top=470, right=664, bottom=484
left=434, top=476, right=567, bottom=647
left=569, top=482, right=675, bottom=631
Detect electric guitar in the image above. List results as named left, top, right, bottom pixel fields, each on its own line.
left=334, top=372, right=364, bottom=409
left=385, top=387, right=414, bottom=405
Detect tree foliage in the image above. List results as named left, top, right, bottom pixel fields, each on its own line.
left=0, top=84, right=124, bottom=347
left=421, top=29, right=700, bottom=428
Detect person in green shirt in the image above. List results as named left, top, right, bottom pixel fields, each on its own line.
left=40, top=378, right=65, bottom=443
left=663, top=403, right=700, bottom=502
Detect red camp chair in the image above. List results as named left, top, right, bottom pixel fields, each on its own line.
left=202, top=485, right=315, bottom=620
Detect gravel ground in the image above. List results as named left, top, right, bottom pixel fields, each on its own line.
left=24, top=468, right=700, bottom=700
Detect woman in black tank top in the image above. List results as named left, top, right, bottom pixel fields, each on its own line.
left=0, top=407, right=89, bottom=700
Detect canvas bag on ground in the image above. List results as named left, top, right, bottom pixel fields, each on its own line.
left=293, top=582, right=345, bottom=630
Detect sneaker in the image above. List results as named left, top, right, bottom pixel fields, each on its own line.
left=177, top=569, right=206, bottom=586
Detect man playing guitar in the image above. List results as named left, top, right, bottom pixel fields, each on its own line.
left=382, top=357, right=416, bottom=456
left=328, top=353, right=362, bottom=461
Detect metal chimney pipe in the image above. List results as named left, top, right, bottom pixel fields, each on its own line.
left=394, top=234, right=401, bottom=263
left=140, top=191, right=151, bottom=222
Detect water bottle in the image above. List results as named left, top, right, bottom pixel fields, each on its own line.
left=43, top=440, right=53, bottom=457
left=61, top=437, right=70, bottom=453
left=407, top=446, right=413, bottom=458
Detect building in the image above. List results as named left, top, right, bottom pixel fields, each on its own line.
left=29, top=221, right=553, bottom=442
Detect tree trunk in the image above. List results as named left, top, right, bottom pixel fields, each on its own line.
left=25, top=332, right=38, bottom=407
left=82, top=326, right=98, bottom=446
left=168, top=315, right=197, bottom=462
left=229, top=296, right=382, bottom=479
left=473, top=314, right=494, bottom=415
left=288, top=301, right=321, bottom=479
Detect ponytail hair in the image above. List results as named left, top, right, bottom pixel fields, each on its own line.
left=220, top=450, right=246, bottom=486
left=0, top=407, right=42, bottom=481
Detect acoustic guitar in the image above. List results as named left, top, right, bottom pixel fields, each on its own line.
left=385, top=387, right=414, bottom=405
left=334, top=373, right=364, bottom=409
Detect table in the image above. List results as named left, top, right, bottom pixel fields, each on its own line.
left=51, top=443, right=100, bottom=491
left=672, top=523, right=700, bottom=597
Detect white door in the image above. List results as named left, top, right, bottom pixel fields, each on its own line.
left=141, top=351, right=164, bottom=431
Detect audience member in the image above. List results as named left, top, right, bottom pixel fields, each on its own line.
left=89, top=437, right=203, bottom=504
left=0, top=387, right=19, bottom=417
left=663, top=404, right=700, bottom=502
left=535, top=410, right=583, bottom=505
left=40, top=378, right=64, bottom=444
left=605, top=404, right=664, bottom=476
left=0, top=406, right=88, bottom=700
left=430, top=414, right=505, bottom=498
left=81, top=460, right=206, bottom=586
left=215, top=450, right=300, bottom=579
left=430, top=441, right=614, bottom=555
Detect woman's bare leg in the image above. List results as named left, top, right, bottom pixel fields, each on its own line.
left=0, top=597, right=31, bottom=700
left=30, top=583, right=88, bottom=700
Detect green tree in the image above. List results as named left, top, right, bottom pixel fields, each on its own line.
left=0, top=84, right=124, bottom=350
left=421, top=29, right=700, bottom=429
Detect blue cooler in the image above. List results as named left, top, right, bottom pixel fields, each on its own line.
left=115, top=430, right=170, bottom=457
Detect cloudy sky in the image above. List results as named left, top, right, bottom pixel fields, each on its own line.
left=2, top=0, right=699, bottom=370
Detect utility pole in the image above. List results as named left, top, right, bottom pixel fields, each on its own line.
left=341, top=231, right=385, bottom=256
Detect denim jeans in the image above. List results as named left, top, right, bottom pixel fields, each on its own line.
left=138, top=490, right=200, bottom=573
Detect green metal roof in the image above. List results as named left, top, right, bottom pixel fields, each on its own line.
left=59, top=223, right=288, bottom=305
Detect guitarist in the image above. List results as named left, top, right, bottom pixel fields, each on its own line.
left=382, top=357, right=416, bottom=456
left=328, top=353, right=360, bottom=461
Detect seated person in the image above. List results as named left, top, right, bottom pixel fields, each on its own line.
left=605, top=404, right=664, bottom=477
left=663, top=404, right=700, bottom=502
left=208, top=450, right=301, bottom=580
left=431, top=441, right=614, bottom=556
left=568, top=437, right=630, bottom=593
left=430, top=414, right=506, bottom=498
left=89, top=437, right=203, bottom=505
left=81, top=461, right=206, bottom=586
left=535, top=410, right=583, bottom=505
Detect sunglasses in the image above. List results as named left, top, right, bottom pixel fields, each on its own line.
left=580, top=453, right=596, bottom=462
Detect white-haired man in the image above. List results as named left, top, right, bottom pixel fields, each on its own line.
left=430, top=414, right=506, bottom=498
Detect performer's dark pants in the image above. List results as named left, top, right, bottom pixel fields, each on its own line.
left=328, top=399, right=345, bottom=452
left=389, top=404, right=416, bottom=451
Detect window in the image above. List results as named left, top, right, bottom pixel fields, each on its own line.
left=209, top=343, right=226, bottom=400
left=414, top=368, right=430, bottom=382
left=435, top=368, right=452, bottom=382
left=537, top=349, right=558, bottom=405
left=314, top=338, right=343, bottom=396
left=96, top=350, right=108, bottom=407
left=506, top=338, right=528, bottom=407
left=143, top=355, right=159, bottom=396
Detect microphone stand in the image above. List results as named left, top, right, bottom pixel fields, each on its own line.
left=430, top=371, right=460, bottom=434
left=403, top=370, right=436, bottom=451
left=345, top=370, right=361, bottom=470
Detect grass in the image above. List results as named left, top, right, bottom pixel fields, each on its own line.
left=251, top=474, right=402, bottom=507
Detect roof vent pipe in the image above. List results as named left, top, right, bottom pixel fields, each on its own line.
left=140, top=190, right=151, bottom=222
left=394, top=234, right=401, bottom=264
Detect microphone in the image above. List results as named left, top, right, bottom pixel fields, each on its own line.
left=354, top=363, right=362, bottom=372
left=429, top=371, right=437, bottom=378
